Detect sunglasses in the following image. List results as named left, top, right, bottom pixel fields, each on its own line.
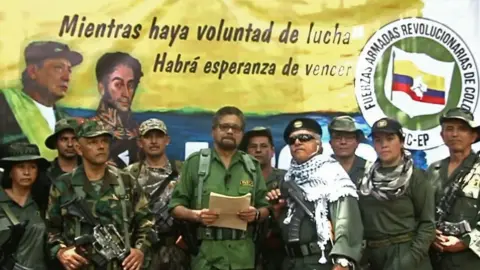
left=288, top=134, right=315, bottom=145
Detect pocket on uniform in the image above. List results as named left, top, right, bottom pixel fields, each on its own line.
left=238, top=186, right=253, bottom=196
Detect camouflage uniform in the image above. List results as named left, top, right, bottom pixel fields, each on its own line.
left=46, top=120, right=155, bottom=270
left=125, top=116, right=189, bottom=270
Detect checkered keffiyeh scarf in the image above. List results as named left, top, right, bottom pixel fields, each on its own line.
left=283, top=154, right=358, bottom=264
left=359, top=151, right=413, bottom=200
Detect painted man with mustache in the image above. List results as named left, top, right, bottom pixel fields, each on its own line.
left=84, top=52, right=144, bottom=168
left=0, top=41, right=83, bottom=161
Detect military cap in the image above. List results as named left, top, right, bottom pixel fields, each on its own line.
left=76, top=120, right=113, bottom=138
left=328, top=115, right=365, bottom=139
left=24, top=41, right=83, bottom=66
left=45, top=118, right=78, bottom=150
left=139, top=118, right=168, bottom=136
left=370, top=118, right=404, bottom=137
left=0, top=142, right=50, bottom=170
left=440, top=107, right=480, bottom=142
left=439, top=107, right=478, bottom=127
left=238, top=126, right=274, bottom=151
left=283, top=118, right=322, bottom=143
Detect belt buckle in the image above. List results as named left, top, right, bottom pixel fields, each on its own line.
left=205, top=228, right=213, bottom=239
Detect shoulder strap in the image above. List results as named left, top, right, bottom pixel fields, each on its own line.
left=197, top=149, right=211, bottom=209
left=113, top=169, right=131, bottom=251
left=0, top=203, right=19, bottom=225
left=241, top=153, right=257, bottom=206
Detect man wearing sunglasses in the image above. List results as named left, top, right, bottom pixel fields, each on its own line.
left=266, top=117, right=363, bottom=270
left=328, top=116, right=368, bottom=185
left=169, top=106, right=270, bottom=270
left=428, top=107, right=480, bottom=270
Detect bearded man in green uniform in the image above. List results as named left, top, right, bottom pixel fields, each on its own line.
left=328, top=116, right=369, bottom=185
left=0, top=41, right=83, bottom=161
left=125, top=118, right=189, bottom=270
left=46, top=120, right=154, bottom=270
left=238, top=126, right=286, bottom=270
left=428, top=108, right=480, bottom=270
left=169, top=106, right=270, bottom=270
left=267, top=118, right=363, bottom=270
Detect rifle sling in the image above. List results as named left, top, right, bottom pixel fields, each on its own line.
left=0, top=203, right=19, bottom=225
left=284, top=181, right=315, bottom=220
left=114, top=172, right=130, bottom=251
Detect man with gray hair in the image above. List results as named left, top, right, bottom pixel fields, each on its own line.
left=267, top=117, right=363, bottom=270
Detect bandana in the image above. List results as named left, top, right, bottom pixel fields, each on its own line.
left=283, top=154, right=358, bottom=264
left=359, top=151, right=413, bottom=200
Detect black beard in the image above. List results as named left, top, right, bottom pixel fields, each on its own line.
left=217, top=138, right=237, bottom=151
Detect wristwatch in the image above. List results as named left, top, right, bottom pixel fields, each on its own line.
left=334, top=257, right=351, bottom=268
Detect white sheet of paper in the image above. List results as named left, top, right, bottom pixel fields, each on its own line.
left=208, top=192, right=251, bottom=231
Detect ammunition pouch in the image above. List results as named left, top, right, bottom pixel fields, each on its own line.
left=284, top=241, right=330, bottom=258
left=197, top=226, right=254, bottom=241
left=366, top=232, right=414, bottom=248
left=437, top=220, right=472, bottom=236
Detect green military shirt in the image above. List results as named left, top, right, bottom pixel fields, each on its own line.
left=359, top=168, right=435, bottom=269
left=46, top=164, right=154, bottom=270
left=427, top=152, right=480, bottom=269
left=265, top=168, right=286, bottom=190
left=46, top=158, right=72, bottom=182
left=169, top=149, right=269, bottom=270
left=0, top=188, right=47, bottom=270
left=331, top=155, right=368, bottom=185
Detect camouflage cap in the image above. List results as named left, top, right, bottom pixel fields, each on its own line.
left=139, top=118, right=168, bottom=136
left=238, top=126, right=274, bottom=151
left=76, top=120, right=113, bottom=138
left=440, top=107, right=478, bottom=128
left=328, top=115, right=364, bottom=138
left=440, top=107, right=480, bottom=143
left=45, top=118, right=78, bottom=149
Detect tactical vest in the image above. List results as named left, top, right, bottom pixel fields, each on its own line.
left=55, top=167, right=131, bottom=250
left=195, top=148, right=258, bottom=241
left=196, top=148, right=258, bottom=209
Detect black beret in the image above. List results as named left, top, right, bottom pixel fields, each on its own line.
left=283, top=118, right=322, bottom=143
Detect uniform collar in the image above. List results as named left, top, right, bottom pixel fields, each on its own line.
left=0, top=187, right=34, bottom=206
left=212, top=149, right=243, bottom=168
left=93, top=101, right=138, bottom=139
left=71, top=164, right=119, bottom=198
left=0, top=188, right=9, bottom=202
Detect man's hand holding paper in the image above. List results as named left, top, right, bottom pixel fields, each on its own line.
left=193, top=209, right=219, bottom=225
left=237, top=206, right=258, bottom=223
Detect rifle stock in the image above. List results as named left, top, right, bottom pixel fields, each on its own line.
left=0, top=221, right=29, bottom=270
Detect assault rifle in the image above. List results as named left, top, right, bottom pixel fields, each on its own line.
left=61, top=197, right=130, bottom=267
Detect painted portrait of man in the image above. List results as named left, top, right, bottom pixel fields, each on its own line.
left=0, top=41, right=83, bottom=160
left=85, top=52, right=144, bottom=168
